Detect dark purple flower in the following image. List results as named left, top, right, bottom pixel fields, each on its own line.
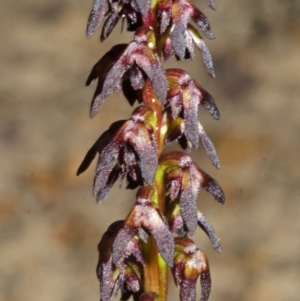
left=159, top=152, right=224, bottom=234
left=173, top=237, right=211, bottom=301
left=77, top=106, right=158, bottom=202
left=112, top=187, right=175, bottom=267
left=97, top=221, right=144, bottom=301
left=86, top=27, right=167, bottom=117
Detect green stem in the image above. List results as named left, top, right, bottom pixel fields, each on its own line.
left=140, top=1, right=170, bottom=298
left=142, top=238, right=168, bottom=300
left=142, top=167, right=168, bottom=300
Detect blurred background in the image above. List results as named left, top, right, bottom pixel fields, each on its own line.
left=0, top=0, right=299, bottom=300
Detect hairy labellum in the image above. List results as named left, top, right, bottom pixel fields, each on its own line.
left=86, top=0, right=107, bottom=38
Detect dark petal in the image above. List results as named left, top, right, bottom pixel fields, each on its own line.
left=170, top=0, right=193, bottom=60
left=172, top=259, right=185, bottom=286
left=98, top=259, right=119, bottom=301
left=135, top=44, right=168, bottom=104
left=97, top=221, right=126, bottom=301
left=96, top=165, right=122, bottom=202
left=142, top=206, right=174, bottom=267
left=199, top=125, right=220, bottom=169
left=204, top=0, right=217, bottom=11
left=77, top=120, right=125, bottom=176
left=91, top=42, right=137, bottom=118
left=86, top=0, right=107, bottom=38
left=191, top=5, right=215, bottom=39
left=129, top=122, right=158, bottom=185
left=86, top=44, right=128, bottom=87
left=135, top=187, right=175, bottom=266
left=188, top=26, right=215, bottom=78
left=112, top=226, right=136, bottom=264
left=196, top=38, right=215, bottom=78
left=198, top=212, right=221, bottom=253
left=200, top=271, right=211, bottom=301
left=93, top=141, right=123, bottom=200
left=169, top=93, right=183, bottom=119
left=199, top=170, right=225, bottom=204
left=134, top=0, right=151, bottom=16
left=184, top=29, right=195, bottom=61
left=180, top=279, right=196, bottom=301
left=101, top=11, right=120, bottom=42
left=193, top=82, right=220, bottom=120
left=170, top=22, right=186, bottom=60
left=87, top=44, right=128, bottom=118
left=182, top=83, right=199, bottom=148
left=180, top=168, right=198, bottom=234
left=98, top=220, right=125, bottom=264
left=157, top=0, right=172, bottom=34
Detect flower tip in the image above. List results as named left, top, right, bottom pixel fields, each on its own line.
left=205, top=0, right=217, bottom=11
left=213, top=112, right=220, bottom=120
left=90, top=105, right=99, bottom=118
left=219, top=194, right=225, bottom=204
left=208, top=32, right=215, bottom=40
left=85, top=24, right=95, bottom=39
left=214, top=160, right=221, bottom=170
left=209, top=69, right=216, bottom=78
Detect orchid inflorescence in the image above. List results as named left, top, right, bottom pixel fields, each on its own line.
left=78, top=0, right=224, bottom=300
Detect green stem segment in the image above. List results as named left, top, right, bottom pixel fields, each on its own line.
left=141, top=72, right=168, bottom=301
left=141, top=1, right=170, bottom=298
left=142, top=168, right=168, bottom=301
left=142, top=238, right=168, bottom=301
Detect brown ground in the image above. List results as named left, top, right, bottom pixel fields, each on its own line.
left=0, top=1, right=300, bottom=301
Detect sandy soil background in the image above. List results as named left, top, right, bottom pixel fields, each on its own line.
left=1, top=1, right=299, bottom=301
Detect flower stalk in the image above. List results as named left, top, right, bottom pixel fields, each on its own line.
left=78, top=0, right=224, bottom=300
